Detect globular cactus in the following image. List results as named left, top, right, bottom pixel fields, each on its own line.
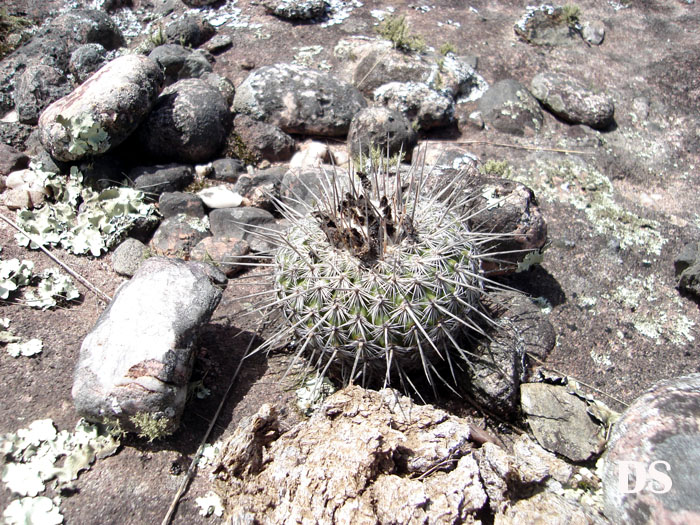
left=257, top=158, right=510, bottom=392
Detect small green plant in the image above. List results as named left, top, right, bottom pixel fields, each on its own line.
left=224, top=132, right=259, bottom=166
left=479, top=159, right=512, bottom=178
left=377, top=15, right=426, bottom=53
left=439, top=42, right=457, bottom=56
left=353, top=145, right=405, bottom=174
left=562, top=4, right=581, bottom=28
left=129, top=412, right=173, bottom=442
left=148, top=23, right=166, bottom=46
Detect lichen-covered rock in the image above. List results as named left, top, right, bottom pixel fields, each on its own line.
left=134, top=78, right=231, bottom=164
left=347, top=106, right=417, bottom=159
left=38, top=54, right=164, bottom=162
left=43, top=9, right=125, bottom=50
left=230, top=114, right=296, bottom=163
left=514, top=5, right=581, bottom=46
left=478, top=79, right=543, bottom=136
left=374, top=81, right=454, bottom=130
left=149, top=213, right=211, bottom=257
left=14, top=65, right=72, bottom=125
left=232, top=63, right=367, bottom=137
left=601, top=373, right=700, bottom=525
left=674, top=241, right=700, bottom=297
left=69, top=43, right=108, bottom=83
left=148, top=45, right=213, bottom=86
left=530, top=72, right=614, bottom=129
left=191, top=236, right=250, bottom=277
left=72, top=257, right=225, bottom=434
left=130, top=163, right=195, bottom=199
left=164, top=13, right=215, bottom=48
left=262, top=0, right=328, bottom=20
left=214, top=386, right=488, bottom=523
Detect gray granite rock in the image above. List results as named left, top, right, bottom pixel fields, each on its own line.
left=38, top=54, right=164, bottom=162
left=233, top=63, right=367, bottom=137
left=111, top=237, right=148, bottom=277
left=72, top=257, right=225, bottom=434
left=601, top=373, right=700, bottom=525
left=530, top=72, right=614, bottom=129
left=347, top=106, right=417, bottom=159
left=478, top=79, right=543, bottom=136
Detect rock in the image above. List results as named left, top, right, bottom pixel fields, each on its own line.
left=233, top=63, right=367, bottom=137
left=232, top=168, right=285, bottom=210
left=211, top=157, right=246, bottom=183
left=14, top=65, right=72, bottom=125
left=148, top=45, right=214, bottom=86
left=0, top=143, right=29, bottom=176
left=674, top=241, right=700, bottom=296
left=134, top=78, right=231, bottom=164
left=181, top=0, right=220, bottom=5
left=530, top=72, right=615, bottom=129
left=130, top=164, right=194, bottom=199
left=38, top=54, right=164, bottom=162
left=495, top=492, right=604, bottom=524
left=347, top=106, right=417, bottom=159
left=203, top=34, right=233, bottom=55
left=201, top=72, right=235, bottom=106
left=280, top=167, right=327, bottom=213
left=478, top=79, right=544, bottom=136
left=230, top=115, right=296, bottom=163
left=111, top=237, right=149, bottom=277
left=72, top=257, right=225, bottom=434
left=164, top=13, right=215, bottom=48
left=149, top=213, right=211, bottom=257
left=191, top=236, right=250, bottom=277
left=3, top=168, right=47, bottom=209
left=288, top=141, right=329, bottom=171
left=600, top=373, right=700, bottom=525
left=214, top=386, right=488, bottom=523
left=374, top=81, right=454, bottom=130
left=158, top=191, right=205, bottom=218
left=262, top=0, right=328, bottom=20
left=44, top=9, right=125, bottom=50
left=0, top=122, right=33, bottom=151
left=514, top=5, right=581, bottom=46
left=582, top=21, right=605, bottom=46
left=520, top=383, right=606, bottom=462
left=208, top=207, right=276, bottom=251
left=198, top=186, right=244, bottom=209
left=69, top=43, right=108, bottom=83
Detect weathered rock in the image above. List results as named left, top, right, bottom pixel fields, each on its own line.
left=203, top=34, right=233, bottom=55
left=280, top=167, right=326, bottom=213
left=72, top=257, right=225, bottom=434
left=208, top=207, right=276, bottom=251
left=38, top=54, right=164, bottom=162
left=674, top=241, right=700, bottom=296
left=601, top=373, right=700, bottom=525
left=233, top=167, right=285, bottom=211
left=514, top=5, right=581, bottom=46
left=44, top=9, right=125, bottom=50
left=289, top=141, right=329, bottom=171
left=181, top=0, right=219, bottom=5
left=191, top=236, right=250, bottom=277
left=130, top=164, right=194, bottom=199
left=3, top=168, right=47, bottom=209
left=347, top=106, right=417, bottom=159
left=134, top=78, right=231, bottom=164
left=14, top=65, right=72, bottom=125
left=495, top=492, right=605, bottom=524
left=158, top=191, right=205, bottom=218
left=0, top=121, right=34, bottom=151
left=149, top=213, right=211, bottom=257
left=0, top=143, right=29, bottom=176
left=520, top=383, right=606, bottom=462
left=262, top=0, right=328, bottom=20
left=164, top=13, right=215, bottom=48
left=233, top=63, right=367, bottom=137
left=201, top=72, right=235, bottom=106
left=148, top=44, right=213, bottom=86
left=111, top=237, right=149, bottom=277
left=478, top=79, right=543, bottom=136
left=198, top=186, right=244, bottom=209
left=530, top=72, right=615, bottom=129
left=374, top=81, right=454, bottom=130
left=69, top=43, right=108, bottom=83
left=582, top=21, right=605, bottom=46
left=214, top=386, right=488, bottom=523
left=211, top=157, right=246, bottom=183
left=230, top=115, right=296, bottom=163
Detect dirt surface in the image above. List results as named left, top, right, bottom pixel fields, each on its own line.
left=1, top=0, right=700, bottom=524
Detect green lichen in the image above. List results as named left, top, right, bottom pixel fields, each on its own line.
left=55, top=114, right=110, bottom=157
left=377, top=15, right=426, bottom=54
left=479, top=159, right=512, bottom=178
left=129, top=413, right=173, bottom=443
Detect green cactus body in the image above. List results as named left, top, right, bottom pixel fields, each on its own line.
left=271, top=170, right=493, bottom=387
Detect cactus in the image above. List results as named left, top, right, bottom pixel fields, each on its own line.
left=253, top=156, right=512, bottom=393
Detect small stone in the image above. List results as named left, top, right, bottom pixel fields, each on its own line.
left=15, top=65, right=72, bottom=125
left=373, top=82, right=455, bottom=130
left=211, top=158, right=246, bottom=183
left=230, top=115, right=296, bottom=163
left=158, top=191, right=205, bottom=218
left=149, top=44, right=213, bottom=86
left=478, top=79, right=543, bottom=136
left=130, top=164, right=194, bottom=199
left=112, top=238, right=149, bottom=277
left=0, top=144, right=29, bottom=176
left=208, top=207, right=277, bottom=251
left=164, top=13, right=215, bottom=48
left=69, top=43, right=108, bottom=83
left=673, top=241, right=700, bottom=297
left=198, top=186, right=244, bottom=209
left=582, top=21, right=605, bottom=45
left=347, top=106, right=417, bottom=160
left=191, top=236, right=250, bottom=277
left=289, top=141, right=329, bottom=171
left=233, top=168, right=285, bottom=211
left=514, top=5, right=581, bottom=47
left=149, top=214, right=211, bottom=257
left=262, top=0, right=328, bottom=20
left=203, top=34, right=233, bottom=55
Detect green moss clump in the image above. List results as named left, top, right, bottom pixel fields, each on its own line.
left=377, top=15, right=426, bottom=54
left=479, top=159, right=512, bottom=178
left=223, top=132, right=259, bottom=167
left=129, top=412, right=173, bottom=442
left=439, top=42, right=457, bottom=56
left=562, top=4, right=581, bottom=28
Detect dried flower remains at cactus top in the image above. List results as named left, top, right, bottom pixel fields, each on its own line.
left=240, top=154, right=520, bottom=396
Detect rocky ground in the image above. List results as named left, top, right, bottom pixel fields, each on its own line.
left=0, top=0, right=699, bottom=524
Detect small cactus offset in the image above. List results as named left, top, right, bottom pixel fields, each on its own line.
left=257, top=155, right=511, bottom=392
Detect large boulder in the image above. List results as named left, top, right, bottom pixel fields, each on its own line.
left=134, top=78, right=231, bottom=164
left=72, top=257, right=226, bottom=435
left=601, top=373, right=700, bottom=525
left=38, top=55, right=164, bottom=162
left=233, top=63, right=367, bottom=137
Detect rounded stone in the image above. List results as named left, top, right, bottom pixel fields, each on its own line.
left=478, top=79, right=543, bottom=136
left=347, top=106, right=417, bottom=159
left=69, top=43, right=108, bottom=83
left=14, top=65, right=72, bottom=125
left=373, top=81, right=454, bottom=130
left=262, top=0, right=328, bottom=20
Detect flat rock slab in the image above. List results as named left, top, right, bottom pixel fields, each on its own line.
left=38, top=54, right=164, bottom=162
left=601, top=373, right=700, bottom=525
left=72, top=257, right=225, bottom=434
left=520, top=382, right=606, bottom=462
